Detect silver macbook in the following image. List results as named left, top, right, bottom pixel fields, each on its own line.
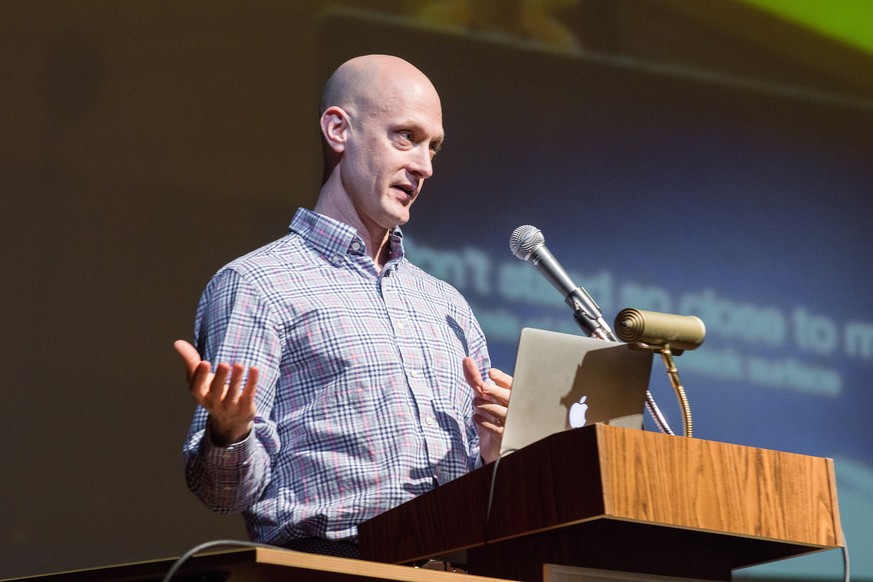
left=500, top=328, right=654, bottom=455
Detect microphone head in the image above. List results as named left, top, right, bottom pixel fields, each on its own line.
left=510, top=225, right=545, bottom=260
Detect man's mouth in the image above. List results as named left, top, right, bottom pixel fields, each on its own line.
left=392, top=183, right=416, bottom=198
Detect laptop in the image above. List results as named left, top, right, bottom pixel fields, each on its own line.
left=499, top=328, right=654, bottom=455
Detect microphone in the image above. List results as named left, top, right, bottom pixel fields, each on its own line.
left=510, top=225, right=615, bottom=340
left=614, top=308, right=706, bottom=354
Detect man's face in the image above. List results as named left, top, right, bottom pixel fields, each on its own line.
left=340, top=79, right=444, bottom=232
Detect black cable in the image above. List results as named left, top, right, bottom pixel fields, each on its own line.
left=482, top=448, right=516, bottom=545
left=160, top=539, right=283, bottom=582
left=841, top=529, right=850, bottom=582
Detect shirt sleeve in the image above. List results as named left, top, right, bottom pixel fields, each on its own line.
left=182, top=267, right=283, bottom=513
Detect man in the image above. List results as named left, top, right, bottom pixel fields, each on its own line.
left=176, top=54, right=512, bottom=558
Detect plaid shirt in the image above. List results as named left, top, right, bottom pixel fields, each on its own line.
left=183, top=208, right=489, bottom=544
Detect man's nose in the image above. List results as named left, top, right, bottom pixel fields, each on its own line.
left=409, top=145, right=434, bottom=179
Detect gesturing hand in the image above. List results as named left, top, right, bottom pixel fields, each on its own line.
left=174, top=340, right=259, bottom=446
left=463, top=356, right=512, bottom=464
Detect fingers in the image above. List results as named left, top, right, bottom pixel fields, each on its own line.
left=187, top=362, right=227, bottom=410
left=188, top=360, right=216, bottom=404
left=480, top=383, right=510, bottom=407
left=238, top=366, right=260, bottom=411
left=176, top=339, right=258, bottom=404
left=488, top=367, right=513, bottom=389
left=474, top=383, right=508, bottom=437
left=222, top=363, right=258, bottom=409
left=188, top=358, right=259, bottom=414
left=173, top=339, right=203, bottom=380
left=466, top=359, right=511, bottom=459
left=177, top=340, right=260, bottom=445
left=479, top=369, right=511, bottom=407
left=474, top=396, right=505, bottom=417
left=474, top=397, right=506, bottom=429
left=462, top=357, right=484, bottom=390
left=465, top=356, right=512, bottom=416
left=474, top=413, right=504, bottom=433
left=198, top=362, right=260, bottom=445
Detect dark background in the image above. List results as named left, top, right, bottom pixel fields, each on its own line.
left=3, top=2, right=872, bottom=579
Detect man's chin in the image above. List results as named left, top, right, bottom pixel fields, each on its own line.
left=387, top=205, right=412, bottom=226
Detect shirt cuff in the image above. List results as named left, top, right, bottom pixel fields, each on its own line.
left=201, top=423, right=257, bottom=467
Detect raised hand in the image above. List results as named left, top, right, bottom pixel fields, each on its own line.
left=174, top=340, right=259, bottom=446
left=463, top=356, right=512, bottom=464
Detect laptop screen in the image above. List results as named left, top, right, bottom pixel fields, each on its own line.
left=500, top=328, right=653, bottom=455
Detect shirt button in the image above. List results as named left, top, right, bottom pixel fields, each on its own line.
left=426, top=416, right=435, bottom=426
left=350, top=242, right=362, bottom=252
left=396, top=321, right=406, bottom=330
left=409, top=369, right=421, bottom=378
left=332, top=254, right=342, bottom=264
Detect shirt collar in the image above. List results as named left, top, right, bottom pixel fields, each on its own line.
left=289, top=208, right=406, bottom=263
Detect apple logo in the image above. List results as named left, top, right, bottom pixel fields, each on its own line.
left=568, top=395, right=589, bottom=428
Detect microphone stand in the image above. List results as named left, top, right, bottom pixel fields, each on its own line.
left=658, top=344, right=692, bottom=438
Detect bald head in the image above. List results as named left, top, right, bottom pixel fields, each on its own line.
left=315, top=54, right=444, bottom=247
left=320, top=54, right=441, bottom=118
left=318, top=55, right=444, bottom=188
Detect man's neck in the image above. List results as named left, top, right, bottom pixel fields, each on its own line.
left=313, top=197, right=392, bottom=271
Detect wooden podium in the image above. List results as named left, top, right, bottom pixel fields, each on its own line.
left=358, top=424, right=844, bottom=581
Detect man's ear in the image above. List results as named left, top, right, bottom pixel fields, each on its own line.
left=320, top=106, right=350, bottom=153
